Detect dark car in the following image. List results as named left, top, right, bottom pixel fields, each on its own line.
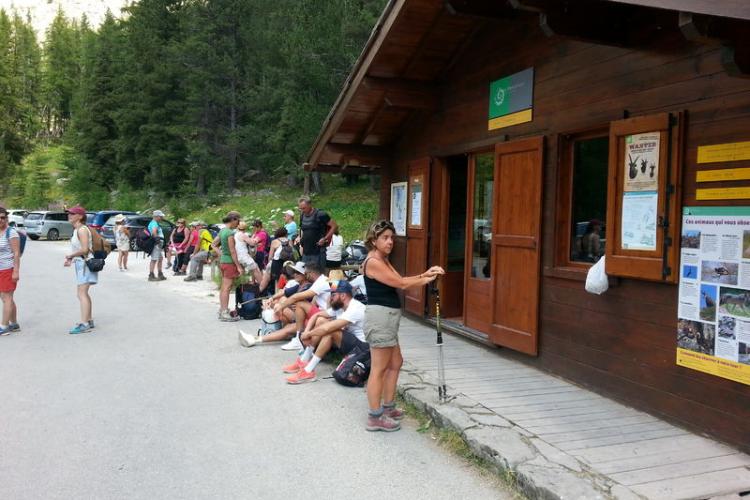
left=102, top=215, right=175, bottom=251
left=89, top=210, right=138, bottom=232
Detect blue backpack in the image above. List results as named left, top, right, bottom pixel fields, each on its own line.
left=6, top=228, right=26, bottom=255
left=236, top=284, right=262, bottom=320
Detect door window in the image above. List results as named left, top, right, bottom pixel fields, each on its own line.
left=471, top=152, right=494, bottom=279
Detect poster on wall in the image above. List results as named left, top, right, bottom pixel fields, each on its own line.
left=624, top=132, right=660, bottom=192
left=677, top=206, right=750, bottom=386
left=409, top=176, right=423, bottom=228
left=390, top=182, right=407, bottom=236
left=621, top=191, right=658, bottom=250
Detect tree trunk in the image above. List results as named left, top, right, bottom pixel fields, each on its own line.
left=311, top=171, right=323, bottom=194
left=303, top=173, right=311, bottom=195
left=227, top=80, right=237, bottom=191
left=196, top=168, right=206, bottom=195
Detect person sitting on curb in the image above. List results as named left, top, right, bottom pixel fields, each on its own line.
left=284, top=280, right=368, bottom=384
left=184, top=221, right=214, bottom=282
left=212, top=211, right=244, bottom=322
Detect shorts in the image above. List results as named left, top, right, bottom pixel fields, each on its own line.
left=339, top=330, right=368, bottom=355
left=364, top=305, right=401, bottom=348
left=74, top=259, right=98, bottom=286
left=0, top=268, right=17, bottom=293
left=220, top=263, right=241, bottom=279
left=150, top=241, right=163, bottom=261
left=238, top=256, right=259, bottom=273
left=304, top=304, right=322, bottom=326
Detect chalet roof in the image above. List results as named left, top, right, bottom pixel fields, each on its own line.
left=305, top=0, right=750, bottom=173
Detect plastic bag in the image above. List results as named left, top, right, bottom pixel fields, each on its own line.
left=585, top=256, right=609, bottom=295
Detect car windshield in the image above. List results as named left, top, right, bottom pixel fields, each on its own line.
left=26, top=213, right=43, bottom=221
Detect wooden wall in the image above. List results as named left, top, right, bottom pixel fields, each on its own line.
left=386, top=16, right=750, bottom=452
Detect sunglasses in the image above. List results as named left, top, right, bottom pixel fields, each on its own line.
left=0, top=216, right=7, bottom=220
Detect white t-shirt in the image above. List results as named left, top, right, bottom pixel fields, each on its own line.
left=332, top=298, right=366, bottom=342
left=310, top=274, right=331, bottom=310
left=326, top=234, right=344, bottom=261
left=350, top=275, right=367, bottom=297
left=0, top=227, right=19, bottom=270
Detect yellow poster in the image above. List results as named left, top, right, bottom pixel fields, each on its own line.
left=696, top=187, right=750, bottom=200
left=697, top=141, right=750, bottom=164
left=677, top=348, right=750, bottom=385
left=697, top=167, right=750, bottom=183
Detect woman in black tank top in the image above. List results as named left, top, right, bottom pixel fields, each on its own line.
left=362, top=220, right=444, bottom=432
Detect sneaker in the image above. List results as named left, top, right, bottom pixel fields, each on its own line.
left=238, top=329, right=259, bottom=347
left=69, top=323, right=91, bottom=335
left=148, top=274, right=158, bottom=282
left=281, top=336, right=302, bottom=351
left=286, top=369, right=316, bottom=384
left=157, top=274, right=167, bottom=281
left=282, top=358, right=306, bottom=373
left=366, top=414, right=401, bottom=432
left=0, top=326, right=10, bottom=336
left=8, top=322, right=20, bottom=332
left=196, top=276, right=203, bottom=280
left=184, top=276, right=197, bottom=282
left=219, top=310, right=239, bottom=322
left=88, top=320, right=95, bottom=329
left=383, top=406, right=405, bottom=421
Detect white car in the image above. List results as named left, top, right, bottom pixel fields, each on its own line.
left=6, top=209, right=28, bottom=227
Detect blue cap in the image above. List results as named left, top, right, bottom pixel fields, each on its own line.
left=328, top=279, right=353, bottom=295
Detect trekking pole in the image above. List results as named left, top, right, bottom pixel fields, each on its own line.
left=431, top=280, right=448, bottom=404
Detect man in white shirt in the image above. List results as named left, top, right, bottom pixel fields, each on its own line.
left=284, top=279, right=368, bottom=384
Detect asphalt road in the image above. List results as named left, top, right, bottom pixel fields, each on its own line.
left=0, top=240, right=511, bottom=499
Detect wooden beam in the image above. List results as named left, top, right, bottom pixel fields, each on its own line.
left=538, top=3, right=630, bottom=46
left=444, top=0, right=518, bottom=20
left=363, top=76, right=440, bottom=111
left=362, top=76, right=435, bottom=95
left=679, top=12, right=750, bottom=76
left=384, top=91, right=439, bottom=111
left=324, top=143, right=391, bottom=166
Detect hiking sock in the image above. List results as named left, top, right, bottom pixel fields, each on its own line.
left=300, top=346, right=314, bottom=363
left=368, top=407, right=384, bottom=418
left=304, top=355, right=321, bottom=373
left=383, top=401, right=396, bottom=410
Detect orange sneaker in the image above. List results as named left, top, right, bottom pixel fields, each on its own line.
left=282, top=358, right=305, bottom=373
left=286, top=369, right=316, bottom=384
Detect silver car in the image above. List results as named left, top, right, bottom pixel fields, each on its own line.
left=24, top=211, right=74, bottom=241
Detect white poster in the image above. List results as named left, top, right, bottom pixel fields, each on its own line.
left=621, top=191, right=658, bottom=251
left=390, top=182, right=407, bottom=236
left=676, top=207, right=750, bottom=386
left=410, top=189, right=422, bottom=227
left=624, top=132, right=660, bottom=192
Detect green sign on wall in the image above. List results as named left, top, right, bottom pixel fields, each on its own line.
left=488, top=67, right=534, bottom=131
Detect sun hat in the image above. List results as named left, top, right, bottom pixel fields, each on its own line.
left=114, top=213, right=126, bottom=223
left=66, top=205, right=86, bottom=216
left=153, top=210, right=165, bottom=217
left=284, top=210, right=294, bottom=217
left=290, top=261, right=306, bottom=275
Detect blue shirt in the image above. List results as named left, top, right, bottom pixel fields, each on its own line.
left=148, top=220, right=164, bottom=239
left=285, top=221, right=298, bottom=240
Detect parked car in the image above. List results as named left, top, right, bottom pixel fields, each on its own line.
left=6, top=209, right=28, bottom=227
left=89, top=210, right=138, bottom=232
left=24, top=211, right=74, bottom=241
left=102, top=214, right=175, bottom=251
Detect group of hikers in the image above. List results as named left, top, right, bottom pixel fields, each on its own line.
left=0, top=199, right=445, bottom=432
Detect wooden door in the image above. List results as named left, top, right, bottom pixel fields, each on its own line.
left=404, top=158, right=430, bottom=316
left=490, top=137, right=544, bottom=355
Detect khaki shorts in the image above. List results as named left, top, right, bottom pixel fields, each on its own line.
left=364, top=305, right=401, bottom=348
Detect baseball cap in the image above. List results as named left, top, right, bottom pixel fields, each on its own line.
left=327, top=279, right=353, bottom=295
left=284, top=210, right=294, bottom=217
left=66, top=205, right=86, bottom=216
left=289, top=261, right=306, bottom=275
left=153, top=210, right=165, bottom=217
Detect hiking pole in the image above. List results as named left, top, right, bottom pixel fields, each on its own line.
left=431, top=280, right=448, bottom=404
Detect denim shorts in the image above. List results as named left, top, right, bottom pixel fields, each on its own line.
left=74, top=259, right=98, bottom=286
left=364, top=305, right=401, bottom=348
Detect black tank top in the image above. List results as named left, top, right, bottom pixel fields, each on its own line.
left=363, top=257, right=401, bottom=309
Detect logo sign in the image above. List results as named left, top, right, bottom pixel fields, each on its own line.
left=488, top=67, right=534, bottom=131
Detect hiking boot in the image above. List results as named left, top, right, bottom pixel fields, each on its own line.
left=219, top=310, right=238, bottom=322
left=8, top=322, right=20, bottom=332
left=69, top=323, right=92, bottom=335
left=282, top=358, right=306, bottom=373
left=148, top=273, right=158, bottom=282
left=238, top=329, right=259, bottom=347
left=383, top=406, right=405, bottom=421
left=286, top=369, right=316, bottom=384
left=366, top=414, right=401, bottom=432
left=158, top=274, right=167, bottom=281
left=184, top=276, right=197, bottom=282
left=280, top=336, right=302, bottom=351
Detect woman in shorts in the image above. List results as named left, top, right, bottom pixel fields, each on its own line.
left=114, top=214, right=130, bottom=271
left=64, top=206, right=98, bottom=334
left=0, top=207, right=21, bottom=335
left=362, top=220, right=444, bottom=432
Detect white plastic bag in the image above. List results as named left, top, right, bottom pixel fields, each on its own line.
left=585, top=256, right=609, bottom=295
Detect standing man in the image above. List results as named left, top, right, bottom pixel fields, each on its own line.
left=283, top=210, right=298, bottom=241
left=213, top=211, right=243, bottom=322
left=0, top=207, right=21, bottom=335
left=148, top=210, right=167, bottom=282
left=297, top=196, right=337, bottom=270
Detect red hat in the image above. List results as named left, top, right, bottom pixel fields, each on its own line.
left=66, top=205, right=86, bottom=216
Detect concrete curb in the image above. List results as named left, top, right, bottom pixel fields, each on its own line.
left=397, top=361, right=645, bottom=500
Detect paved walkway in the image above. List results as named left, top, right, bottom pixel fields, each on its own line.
left=396, top=318, right=750, bottom=500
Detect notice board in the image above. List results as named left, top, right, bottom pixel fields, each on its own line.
left=677, top=207, right=750, bottom=385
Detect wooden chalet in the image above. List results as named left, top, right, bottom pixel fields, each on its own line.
left=305, top=0, right=750, bottom=452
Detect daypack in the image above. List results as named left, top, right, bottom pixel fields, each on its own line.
left=90, top=228, right=111, bottom=259
left=333, top=345, right=371, bottom=387
left=136, top=227, right=155, bottom=253
left=236, top=283, right=261, bottom=320
left=278, top=239, right=294, bottom=262
left=6, top=228, right=27, bottom=255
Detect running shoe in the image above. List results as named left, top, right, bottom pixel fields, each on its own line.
left=238, top=329, right=258, bottom=347
left=69, top=323, right=91, bottom=335
left=286, top=369, right=316, bottom=384
left=280, top=336, right=302, bottom=351
left=219, top=310, right=239, bottom=322
left=0, top=326, right=11, bottom=336
left=366, top=414, right=401, bottom=432
left=282, top=358, right=306, bottom=373
left=8, top=322, right=20, bottom=332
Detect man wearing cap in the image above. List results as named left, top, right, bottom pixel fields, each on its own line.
left=212, top=211, right=243, bottom=321
left=284, top=279, right=368, bottom=384
left=283, top=210, right=298, bottom=241
left=148, top=210, right=167, bottom=281
left=184, top=221, right=214, bottom=282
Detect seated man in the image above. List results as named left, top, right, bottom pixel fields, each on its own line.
left=284, top=280, right=367, bottom=384
left=184, top=221, right=214, bottom=282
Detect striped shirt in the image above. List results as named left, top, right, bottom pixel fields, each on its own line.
left=0, top=227, right=20, bottom=270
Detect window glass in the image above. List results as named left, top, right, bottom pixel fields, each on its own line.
left=570, top=137, right=609, bottom=263
left=471, top=153, right=493, bottom=279
left=447, top=157, right=467, bottom=272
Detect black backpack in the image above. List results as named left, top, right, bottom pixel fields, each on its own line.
left=136, top=227, right=155, bottom=253
left=236, top=283, right=262, bottom=320
left=333, top=345, right=371, bottom=387
left=278, top=239, right=294, bottom=262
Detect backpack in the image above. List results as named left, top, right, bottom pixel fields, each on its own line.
left=136, top=227, right=155, bottom=253
left=6, top=228, right=26, bottom=255
left=333, top=345, right=371, bottom=387
left=278, top=239, right=294, bottom=262
left=236, top=283, right=261, bottom=320
left=90, top=228, right=111, bottom=259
